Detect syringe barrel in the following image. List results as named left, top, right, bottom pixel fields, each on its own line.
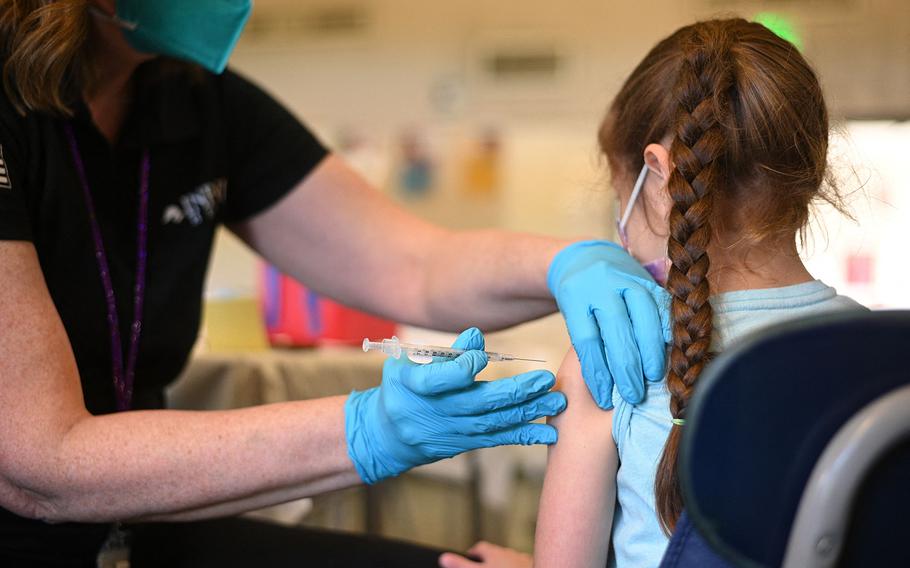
left=399, top=343, right=510, bottom=362
left=398, top=343, right=465, bottom=360
left=364, top=337, right=535, bottom=363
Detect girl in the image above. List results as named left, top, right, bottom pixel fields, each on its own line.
left=535, top=17, right=863, bottom=568
left=440, top=17, right=863, bottom=568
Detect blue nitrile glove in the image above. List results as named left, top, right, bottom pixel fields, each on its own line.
left=548, top=240, right=672, bottom=409
left=345, top=328, right=567, bottom=484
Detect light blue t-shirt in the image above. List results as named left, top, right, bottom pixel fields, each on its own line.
left=607, top=280, right=864, bottom=568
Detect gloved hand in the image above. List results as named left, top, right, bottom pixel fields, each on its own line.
left=548, top=240, right=672, bottom=409
left=345, top=328, right=566, bottom=484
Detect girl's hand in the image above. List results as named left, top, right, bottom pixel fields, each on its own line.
left=439, top=541, right=532, bottom=568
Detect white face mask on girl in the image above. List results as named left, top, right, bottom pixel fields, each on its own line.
left=616, top=164, right=672, bottom=286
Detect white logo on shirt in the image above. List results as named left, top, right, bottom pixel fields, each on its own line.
left=0, top=145, right=11, bottom=190
left=162, top=178, right=226, bottom=225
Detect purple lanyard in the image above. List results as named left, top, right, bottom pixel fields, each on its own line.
left=63, top=123, right=149, bottom=412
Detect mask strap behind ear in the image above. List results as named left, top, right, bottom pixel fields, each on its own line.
left=618, top=163, right=650, bottom=231
left=88, top=5, right=139, bottom=31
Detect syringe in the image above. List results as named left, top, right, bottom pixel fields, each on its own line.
left=362, top=336, right=546, bottom=363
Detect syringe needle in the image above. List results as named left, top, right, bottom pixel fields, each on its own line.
left=509, top=357, right=547, bottom=363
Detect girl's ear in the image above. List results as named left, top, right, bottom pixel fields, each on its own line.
left=643, top=143, right=671, bottom=180
left=643, top=143, right=673, bottom=223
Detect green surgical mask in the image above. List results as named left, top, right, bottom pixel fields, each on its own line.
left=94, top=0, right=253, bottom=74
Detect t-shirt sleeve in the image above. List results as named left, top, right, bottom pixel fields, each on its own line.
left=0, top=93, right=32, bottom=241
left=219, top=69, right=329, bottom=223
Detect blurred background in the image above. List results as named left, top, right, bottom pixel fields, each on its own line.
left=167, top=0, right=910, bottom=556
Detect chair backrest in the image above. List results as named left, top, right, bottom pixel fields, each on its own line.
left=678, top=310, right=910, bottom=568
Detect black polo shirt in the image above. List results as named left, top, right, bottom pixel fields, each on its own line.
left=0, top=60, right=327, bottom=563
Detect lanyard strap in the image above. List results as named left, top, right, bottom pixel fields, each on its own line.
left=63, top=123, right=150, bottom=412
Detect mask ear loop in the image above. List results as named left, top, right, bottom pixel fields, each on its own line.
left=87, top=5, right=139, bottom=31
left=618, top=163, right=650, bottom=234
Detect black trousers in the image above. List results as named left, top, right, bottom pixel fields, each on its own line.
left=129, top=518, right=446, bottom=568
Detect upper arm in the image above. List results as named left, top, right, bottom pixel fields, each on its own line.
left=0, top=241, right=88, bottom=516
left=219, top=69, right=329, bottom=223
left=231, top=154, right=447, bottom=323
left=534, top=348, right=618, bottom=568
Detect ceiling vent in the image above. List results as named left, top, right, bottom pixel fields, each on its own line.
left=483, top=49, right=562, bottom=80
left=245, top=4, right=370, bottom=41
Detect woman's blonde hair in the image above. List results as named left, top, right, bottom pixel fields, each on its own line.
left=0, top=0, right=92, bottom=115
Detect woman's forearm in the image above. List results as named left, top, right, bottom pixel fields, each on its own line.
left=422, top=229, right=570, bottom=331
left=0, top=242, right=361, bottom=524
left=145, top=469, right=361, bottom=522
left=15, top=396, right=358, bottom=523
left=235, top=155, right=577, bottom=331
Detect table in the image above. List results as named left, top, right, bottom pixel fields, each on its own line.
left=166, top=347, right=385, bottom=409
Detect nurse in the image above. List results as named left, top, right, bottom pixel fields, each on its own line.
left=0, top=1, right=669, bottom=565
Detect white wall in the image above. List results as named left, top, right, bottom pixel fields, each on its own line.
left=205, top=0, right=910, bottom=307
left=804, top=121, right=910, bottom=308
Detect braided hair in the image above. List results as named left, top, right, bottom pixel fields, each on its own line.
left=598, top=18, right=843, bottom=532
left=656, top=25, right=734, bottom=532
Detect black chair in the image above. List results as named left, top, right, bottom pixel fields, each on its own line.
left=659, top=310, right=910, bottom=568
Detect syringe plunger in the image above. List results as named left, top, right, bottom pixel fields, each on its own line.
left=362, top=337, right=402, bottom=359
